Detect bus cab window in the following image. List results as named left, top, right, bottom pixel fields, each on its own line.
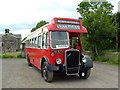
left=70, top=37, right=79, bottom=49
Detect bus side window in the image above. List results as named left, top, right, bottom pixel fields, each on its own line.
left=34, top=37, right=37, bottom=48
left=45, top=33, right=48, bottom=48
left=38, top=36, right=41, bottom=48
left=30, top=39, right=32, bottom=47
left=32, top=39, right=34, bottom=47
left=35, top=37, right=38, bottom=47
left=32, top=38, right=35, bottom=47
left=42, top=34, right=44, bottom=48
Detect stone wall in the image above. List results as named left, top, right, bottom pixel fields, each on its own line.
left=2, top=34, right=18, bottom=53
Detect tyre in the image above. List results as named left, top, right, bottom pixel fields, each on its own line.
left=79, top=68, right=91, bottom=79
left=27, top=55, right=32, bottom=67
left=42, top=62, right=53, bottom=82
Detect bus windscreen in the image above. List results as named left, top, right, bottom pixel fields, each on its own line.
left=50, top=31, right=69, bottom=48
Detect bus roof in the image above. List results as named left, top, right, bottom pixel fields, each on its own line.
left=23, top=17, right=88, bottom=42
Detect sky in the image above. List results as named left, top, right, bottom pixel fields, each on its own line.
left=0, top=0, right=119, bottom=39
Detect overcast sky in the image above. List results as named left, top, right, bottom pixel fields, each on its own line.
left=0, top=0, right=119, bottom=39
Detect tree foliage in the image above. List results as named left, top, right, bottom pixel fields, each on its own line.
left=77, top=0, right=117, bottom=57
left=31, top=20, right=48, bottom=32
left=113, top=12, right=120, bottom=51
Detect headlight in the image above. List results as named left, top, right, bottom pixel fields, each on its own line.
left=56, top=58, right=62, bottom=64
left=82, top=57, right=86, bottom=63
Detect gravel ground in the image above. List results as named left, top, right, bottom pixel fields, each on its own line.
left=2, top=58, right=118, bottom=88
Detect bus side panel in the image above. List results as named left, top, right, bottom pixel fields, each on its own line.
left=25, top=48, right=35, bottom=65
left=34, top=49, right=51, bottom=69
left=25, top=48, right=51, bottom=70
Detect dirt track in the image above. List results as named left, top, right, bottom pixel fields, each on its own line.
left=2, top=59, right=118, bottom=88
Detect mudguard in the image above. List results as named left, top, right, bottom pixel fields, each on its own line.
left=41, top=57, right=59, bottom=71
left=83, top=55, right=93, bottom=68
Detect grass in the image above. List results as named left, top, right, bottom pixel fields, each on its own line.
left=0, top=52, right=22, bottom=58
left=95, top=52, right=119, bottom=66
left=103, top=49, right=117, bottom=52
left=85, top=50, right=119, bottom=66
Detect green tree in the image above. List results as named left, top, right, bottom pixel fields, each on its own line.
left=113, top=12, right=120, bottom=51
left=31, top=20, right=48, bottom=32
left=77, top=0, right=117, bottom=57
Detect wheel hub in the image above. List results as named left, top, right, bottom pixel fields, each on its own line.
left=43, top=66, right=47, bottom=80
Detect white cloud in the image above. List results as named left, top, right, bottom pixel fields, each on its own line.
left=108, top=0, right=119, bottom=13
left=0, top=0, right=118, bottom=25
left=0, top=0, right=82, bottom=39
left=0, top=0, right=81, bottom=25
left=118, top=1, right=120, bottom=12
left=12, top=29, right=31, bottom=39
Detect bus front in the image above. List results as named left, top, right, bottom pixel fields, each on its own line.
left=42, top=17, right=93, bottom=82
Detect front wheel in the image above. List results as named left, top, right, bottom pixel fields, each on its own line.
left=42, top=62, right=54, bottom=82
left=79, top=68, right=91, bottom=79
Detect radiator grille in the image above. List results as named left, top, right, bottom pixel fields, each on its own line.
left=65, top=50, right=80, bottom=75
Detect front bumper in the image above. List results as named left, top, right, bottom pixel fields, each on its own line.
left=47, top=62, right=93, bottom=72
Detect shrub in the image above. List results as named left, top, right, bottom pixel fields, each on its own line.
left=96, top=56, right=109, bottom=62
left=17, top=53, right=22, bottom=58
left=95, top=52, right=119, bottom=65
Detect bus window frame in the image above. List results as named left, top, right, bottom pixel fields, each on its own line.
left=45, top=32, right=48, bottom=48
left=38, top=35, right=42, bottom=48
left=41, top=32, right=49, bottom=49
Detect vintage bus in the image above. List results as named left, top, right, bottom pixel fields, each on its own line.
left=23, top=17, right=93, bottom=82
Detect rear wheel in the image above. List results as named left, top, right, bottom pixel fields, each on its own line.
left=27, top=55, right=32, bottom=67
left=79, top=68, right=91, bottom=79
left=42, top=62, right=53, bottom=82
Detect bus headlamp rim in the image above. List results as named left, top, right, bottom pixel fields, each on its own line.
left=56, top=58, right=62, bottom=64
left=82, top=57, right=87, bottom=63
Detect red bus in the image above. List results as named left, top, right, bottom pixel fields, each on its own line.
left=23, top=17, right=93, bottom=82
